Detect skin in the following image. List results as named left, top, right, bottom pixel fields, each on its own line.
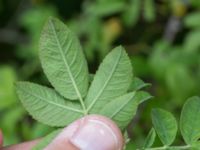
left=0, top=115, right=124, bottom=150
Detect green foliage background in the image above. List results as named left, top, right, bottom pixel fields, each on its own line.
left=0, top=0, right=200, bottom=148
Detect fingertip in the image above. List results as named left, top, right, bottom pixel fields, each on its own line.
left=0, top=129, right=3, bottom=147
left=45, top=115, right=124, bottom=150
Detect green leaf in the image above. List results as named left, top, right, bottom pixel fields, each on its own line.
left=0, top=66, right=17, bottom=109
left=85, top=46, right=133, bottom=113
left=143, top=128, right=156, bottom=148
left=151, top=108, right=177, bottom=146
left=32, top=129, right=62, bottom=150
left=144, top=0, right=156, bottom=22
left=184, top=12, right=200, bottom=28
left=16, top=82, right=82, bottom=127
left=39, top=17, right=89, bottom=100
left=192, top=141, right=200, bottom=150
left=87, top=1, right=125, bottom=17
left=128, top=77, right=150, bottom=92
left=99, top=91, right=151, bottom=129
left=122, top=0, right=141, bottom=27
left=180, top=96, right=200, bottom=144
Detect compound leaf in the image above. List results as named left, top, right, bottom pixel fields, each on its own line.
left=180, top=96, right=200, bottom=144
left=85, top=46, right=133, bottom=113
left=40, top=17, right=89, bottom=100
left=16, top=82, right=82, bottom=127
left=151, top=108, right=177, bottom=146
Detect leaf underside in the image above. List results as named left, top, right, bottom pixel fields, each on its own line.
left=85, top=46, right=133, bottom=113
left=16, top=82, right=82, bottom=127
left=40, top=17, right=89, bottom=100
left=99, top=91, right=152, bottom=129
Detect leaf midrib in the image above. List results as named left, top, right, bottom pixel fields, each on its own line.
left=19, top=85, right=83, bottom=113
left=154, top=111, right=171, bottom=145
left=110, top=92, right=136, bottom=118
left=49, top=20, right=86, bottom=113
left=86, top=49, right=122, bottom=112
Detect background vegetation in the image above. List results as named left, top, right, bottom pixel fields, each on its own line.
left=0, top=0, right=200, bottom=149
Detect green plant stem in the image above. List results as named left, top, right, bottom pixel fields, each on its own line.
left=143, top=145, right=191, bottom=150
left=78, top=94, right=87, bottom=115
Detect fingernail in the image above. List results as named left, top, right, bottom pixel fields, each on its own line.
left=70, top=118, right=120, bottom=150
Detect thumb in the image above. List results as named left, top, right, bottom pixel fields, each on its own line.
left=45, top=115, right=124, bottom=150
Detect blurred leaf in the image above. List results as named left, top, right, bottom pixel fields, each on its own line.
left=149, top=40, right=171, bottom=80
left=184, top=12, right=200, bottom=28
left=131, top=56, right=151, bottom=77
left=184, top=30, right=200, bottom=52
left=32, top=129, right=62, bottom=150
left=143, top=0, right=156, bottom=22
left=128, top=77, right=150, bottom=92
left=171, top=0, right=187, bottom=17
left=0, top=106, right=25, bottom=145
left=180, top=96, right=200, bottom=144
left=165, top=64, right=196, bottom=102
left=87, top=1, right=125, bottom=17
left=0, top=66, right=17, bottom=109
left=18, top=6, right=57, bottom=59
left=125, top=140, right=137, bottom=150
left=143, top=128, right=156, bottom=148
left=151, top=108, right=177, bottom=146
left=122, top=0, right=141, bottom=27
left=102, top=17, right=122, bottom=50
left=32, top=123, right=53, bottom=139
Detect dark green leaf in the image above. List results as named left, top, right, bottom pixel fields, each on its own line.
left=180, top=96, right=200, bottom=144
left=143, top=128, right=156, bottom=148
left=151, top=109, right=177, bottom=146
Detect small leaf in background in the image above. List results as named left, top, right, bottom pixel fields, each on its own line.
left=0, top=106, right=25, bottom=145
left=128, top=77, right=151, bottom=92
left=99, top=91, right=151, bottom=129
left=122, top=0, right=141, bottom=27
left=151, top=108, right=177, bottom=146
left=165, top=64, right=196, bottom=103
left=32, top=129, right=62, bottom=150
left=85, top=46, right=133, bottom=113
left=184, top=12, right=200, bottom=28
left=180, top=96, right=200, bottom=144
left=143, top=128, right=156, bottom=148
left=40, top=17, right=89, bottom=100
left=0, top=66, right=17, bottom=109
left=16, top=82, right=82, bottom=127
left=143, top=0, right=156, bottom=22
left=184, top=30, right=200, bottom=52
left=87, top=1, right=125, bottom=17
